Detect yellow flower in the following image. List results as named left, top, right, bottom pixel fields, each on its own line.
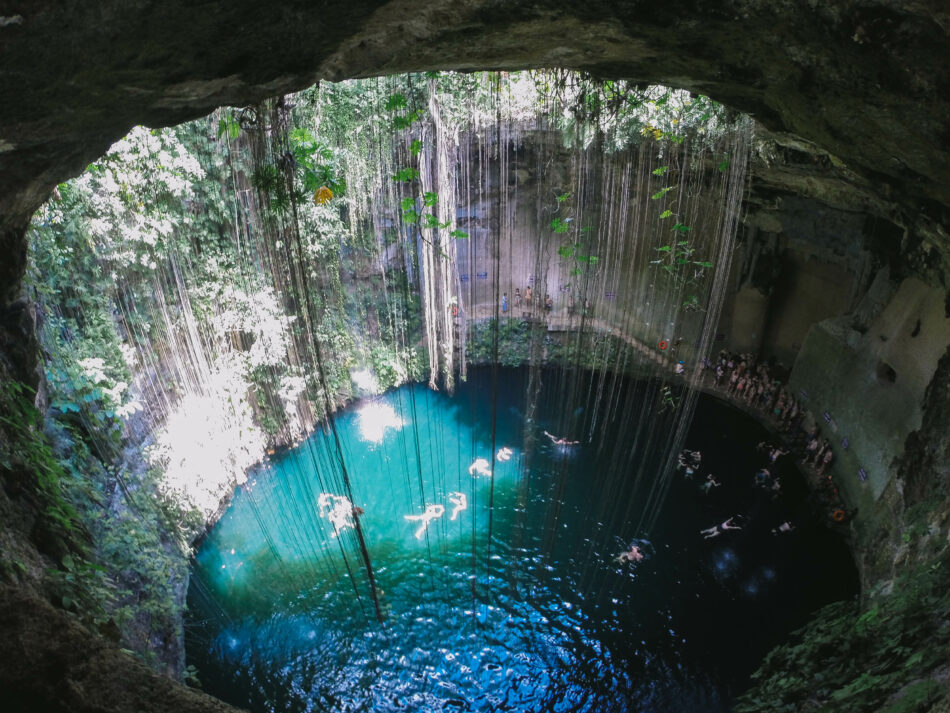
left=314, top=186, right=333, bottom=205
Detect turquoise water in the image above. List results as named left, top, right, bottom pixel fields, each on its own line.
left=187, top=368, right=857, bottom=712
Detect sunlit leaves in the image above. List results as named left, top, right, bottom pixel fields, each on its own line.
left=651, top=186, right=674, bottom=200
left=216, top=114, right=240, bottom=140
left=659, top=209, right=674, bottom=219
left=652, top=166, right=669, bottom=176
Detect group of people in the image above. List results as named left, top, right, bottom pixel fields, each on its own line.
left=500, top=286, right=595, bottom=319
left=468, top=445, right=516, bottom=477
left=403, top=491, right=470, bottom=539
left=507, top=286, right=557, bottom=318
left=702, top=350, right=847, bottom=523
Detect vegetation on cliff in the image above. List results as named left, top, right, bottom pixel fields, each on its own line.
left=11, top=70, right=738, bottom=676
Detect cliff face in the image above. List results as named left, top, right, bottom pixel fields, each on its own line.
left=1, top=1, right=949, bottom=710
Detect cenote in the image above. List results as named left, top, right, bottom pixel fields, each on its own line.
left=186, top=366, right=858, bottom=712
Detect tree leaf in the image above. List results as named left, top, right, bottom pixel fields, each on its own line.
left=392, top=167, right=419, bottom=183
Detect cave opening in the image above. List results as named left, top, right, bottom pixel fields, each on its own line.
left=7, top=59, right=947, bottom=713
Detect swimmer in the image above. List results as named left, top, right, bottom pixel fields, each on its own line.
left=700, top=516, right=743, bottom=539
left=318, top=493, right=356, bottom=537
left=772, top=521, right=795, bottom=535
left=448, top=492, right=468, bottom=521
left=496, top=446, right=513, bottom=462
left=615, top=544, right=644, bottom=564
left=544, top=430, right=580, bottom=446
left=769, top=447, right=789, bottom=463
left=404, top=503, right=446, bottom=539
left=702, top=474, right=721, bottom=494
left=468, top=457, right=491, bottom=477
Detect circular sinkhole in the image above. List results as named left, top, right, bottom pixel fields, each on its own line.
left=186, top=366, right=857, bottom=712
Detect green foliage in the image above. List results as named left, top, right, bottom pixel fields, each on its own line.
left=467, top=320, right=532, bottom=367
left=682, top=295, right=703, bottom=312
left=384, top=93, right=407, bottom=111
left=216, top=113, right=240, bottom=140
left=393, top=167, right=420, bottom=183
left=289, top=127, right=347, bottom=195
left=651, top=186, right=674, bottom=200
left=531, top=71, right=732, bottom=151
left=650, top=240, right=713, bottom=292
left=384, top=92, right=424, bottom=129
left=45, top=552, right=117, bottom=627
left=551, top=217, right=571, bottom=233
left=734, top=558, right=950, bottom=713
left=0, top=381, right=85, bottom=552
left=652, top=166, right=669, bottom=176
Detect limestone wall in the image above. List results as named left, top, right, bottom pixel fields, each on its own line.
left=789, top=278, right=950, bottom=512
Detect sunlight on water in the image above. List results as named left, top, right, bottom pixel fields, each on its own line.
left=356, top=401, right=405, bottom=444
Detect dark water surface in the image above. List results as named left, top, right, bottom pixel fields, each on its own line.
left=186, top=367, right=857, bottom=712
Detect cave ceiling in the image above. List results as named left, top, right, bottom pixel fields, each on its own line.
left=1, top=0, right=949, bottom=300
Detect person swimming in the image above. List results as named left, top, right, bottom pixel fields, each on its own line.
left=771, top=520, right=795, bottom=535
left=468, top=457, right=491, bottom=476
left=447, top=492, right=467, bottom=521
left=700, top=516, right=743, bottom=539
left=543, top=430, right=579, bottom=446
left=702, top=474, right=721, bottom=494
left=496, top=446, right=513, bottom=462
left=404, top=503, right=446, bottom=539
left=615, top=544, right=644, bottom=564
left=318, top=493, right=357, bottom=537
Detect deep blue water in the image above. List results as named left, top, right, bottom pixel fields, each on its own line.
left=186, top=367, right=858, bottom=712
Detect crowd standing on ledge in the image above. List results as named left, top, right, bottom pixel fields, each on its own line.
left=696, top=349, right=851, bottom=526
